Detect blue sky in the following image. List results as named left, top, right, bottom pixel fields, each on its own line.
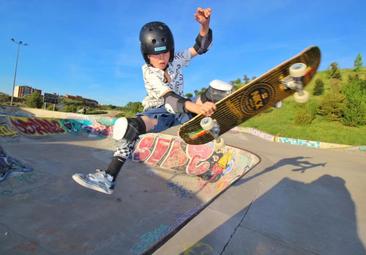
left=0, top=0, right=365, bottom=106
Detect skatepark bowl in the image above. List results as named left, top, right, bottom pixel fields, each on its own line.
left=1, top=106, right=365, bottom=255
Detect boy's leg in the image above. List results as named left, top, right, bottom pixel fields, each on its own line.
left=106, top=116, right=150, bottom=179
left=72, top=116, right=149, bottom=194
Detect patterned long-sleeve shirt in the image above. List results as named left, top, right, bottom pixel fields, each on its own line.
left=141, top=49, right=191, bottom=110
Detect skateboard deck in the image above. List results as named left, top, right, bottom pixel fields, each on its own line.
left=179, top=46, right=321, bottom=145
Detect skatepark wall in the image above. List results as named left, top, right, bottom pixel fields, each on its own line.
left=1, top=106, right=364, bottom=151
left=0, top=106, right=117, bottom=138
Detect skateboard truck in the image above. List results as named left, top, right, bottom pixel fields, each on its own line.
left=283, top=63, right=309, bottom=103
left=200, top=117, right=225, bottom=151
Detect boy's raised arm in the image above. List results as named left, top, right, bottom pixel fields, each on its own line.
left=189, top=7, right=213, bottom=58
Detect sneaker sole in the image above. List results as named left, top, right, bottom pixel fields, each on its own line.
left=72, top=174, right=113, bottom=195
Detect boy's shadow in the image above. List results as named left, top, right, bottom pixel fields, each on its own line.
left=236, top=156, right=327, bottom=185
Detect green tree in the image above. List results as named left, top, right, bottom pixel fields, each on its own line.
left=64, top=104, right=77, bottom=112
left=313, top=78, right=325, bottom=96
left=328, top=62, right=342, bottom=80
left=342, top=79, right=366, bottom=126
left=242, top=75, right=250, bottom=84
left=123, top=102, right=143, bottom=113
left=25, top=92, right=43, bottom=108
left=353, top=53, right=363, bottom=72
left=185, top=93, right=193, bottom=99
left=230, top=78, right=242, bottom=90
left=194, top=90, right=199, bottom=97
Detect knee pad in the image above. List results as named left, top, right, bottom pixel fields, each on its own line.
left=112, top=117, right=146, bottom=141
left=200, top=80, right=233, bottom=103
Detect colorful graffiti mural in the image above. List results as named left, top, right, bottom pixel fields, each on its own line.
left=10, top=117, right=65, bottom=136
left=59, top=119, right=113, bottom=136
left=133, top=133, right=256, bottom=183
left=0, top=116, right=17, bottom=137
left=0, top=115, right=115, bottom=138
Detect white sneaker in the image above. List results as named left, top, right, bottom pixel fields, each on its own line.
left=72, top=169, right=115, bottom=195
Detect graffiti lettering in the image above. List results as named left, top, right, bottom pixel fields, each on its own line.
left=160, top=139, right=188, bottom=169
left=60, top=119, right=111, bottom=137
left=186, top=143, right=214, bottom=176
left=132, top=135, right=155, bottom=161
left=277, top=137, right=320, bottom=148
left=133, top=134, right=234, bottom=179
left=0, top=125, right=17, bottom=137
left=146, top=137, right=171, bottom=165
left=10, top=117, right=65, bottom=135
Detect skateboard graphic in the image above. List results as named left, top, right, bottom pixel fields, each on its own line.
left=179, top=46, right=321, bottom=148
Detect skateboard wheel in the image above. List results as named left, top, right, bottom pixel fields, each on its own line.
left=289, top=63, right=307, bottom=78
left=294, top=90, right=309, bottom=103
left=214, top=137, right=225, bottom=151
left=275, top=101, right=283, bottom=108
left=200, top=117, right=214, bottom=130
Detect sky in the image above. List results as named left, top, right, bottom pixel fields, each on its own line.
left=0, top=0, right=365, bottom=106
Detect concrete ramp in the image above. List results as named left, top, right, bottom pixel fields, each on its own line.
left=0, top=114, right=259, bottom=254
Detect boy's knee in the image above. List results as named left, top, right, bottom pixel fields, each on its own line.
left=112, top=116, right=146, bottom=141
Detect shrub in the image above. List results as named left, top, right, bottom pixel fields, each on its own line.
left=25, top=92, right=43, bottom=108
left=342, top=79, right=366, bottom=126
left=318, top=90, right=345, bottom=121
left=313, top=79, right=325, bottom=96
left=294, top=101, right=318, bottom=125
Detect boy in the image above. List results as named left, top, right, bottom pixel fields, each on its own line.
left=72, top=7, right=232, bottom=194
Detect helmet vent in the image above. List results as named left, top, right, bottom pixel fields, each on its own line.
left=152, top=39, right=156, bottom=44
left=161, top=37, right=166, bottom=42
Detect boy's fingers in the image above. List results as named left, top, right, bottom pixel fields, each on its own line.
left=204, top=8, right=212, bottom=18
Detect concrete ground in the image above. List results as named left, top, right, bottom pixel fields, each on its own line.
left=0, top=120, right=365, bottom=254
left=156, top=128, right=366, bottom=255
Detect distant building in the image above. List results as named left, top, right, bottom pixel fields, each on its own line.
left=14, top=85, right=42, bottom=98
left=83, top=98, right=98, bottom=107
left=64, top=94, right=98, bottom=106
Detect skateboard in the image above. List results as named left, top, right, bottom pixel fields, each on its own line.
left=179, top=46, right=321, bottom=147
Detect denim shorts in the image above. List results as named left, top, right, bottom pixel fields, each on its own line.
left=136, top=106, right=192, bottom=133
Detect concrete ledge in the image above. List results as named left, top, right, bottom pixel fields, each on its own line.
left=232, top=127, right=366, bottom=151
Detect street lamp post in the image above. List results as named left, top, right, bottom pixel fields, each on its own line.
left=10, top=38, right=28, bottom=106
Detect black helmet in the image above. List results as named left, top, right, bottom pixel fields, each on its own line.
left=139, top=21, right=174, bottom=64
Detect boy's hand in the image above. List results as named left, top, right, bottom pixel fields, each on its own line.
left=195, top=7, right=212, bottom=30
left=185, top=100, right=216, bottom=117
left=198, top=101, right=216, bottom=116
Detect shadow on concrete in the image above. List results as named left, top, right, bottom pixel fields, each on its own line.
left=235, top=156, right=327, bottom=186
left=181, top=175, right=366, bottom=255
